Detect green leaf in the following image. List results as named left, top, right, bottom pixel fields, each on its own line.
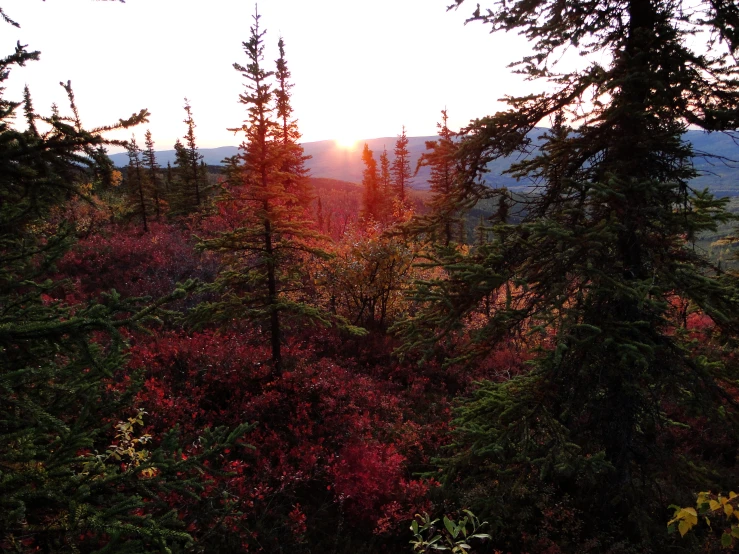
left=444, top=515, right=455, bottom=537
left=722, top=533, right=733, bottom=548
left=423, top=517, right=440, bottom=531
left=411, top=520, right=418, bottom=534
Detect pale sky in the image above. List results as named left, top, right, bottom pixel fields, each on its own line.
left=1, top=0, right=534, bottom=151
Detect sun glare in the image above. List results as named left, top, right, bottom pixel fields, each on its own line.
left=334, top=135, right=358, bottom=149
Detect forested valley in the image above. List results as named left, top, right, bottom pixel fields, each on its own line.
left=2, top=0, right=739, bottom=552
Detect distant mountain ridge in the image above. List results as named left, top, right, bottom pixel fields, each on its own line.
left=108, top=130, right=739, bottom=196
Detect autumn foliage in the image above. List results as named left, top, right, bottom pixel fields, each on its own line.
left=4, top=2, right=739, bottom=553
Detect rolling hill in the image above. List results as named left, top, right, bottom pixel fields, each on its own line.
left=109, top=130, right=739, bottom=196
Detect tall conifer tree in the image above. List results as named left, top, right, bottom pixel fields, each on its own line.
left=391, top=126, right=412, bottom=204
left=196, top=10, right=329, bottom=373
left=379, top=146, right=393, bottom=221
left=165, top=161, right=173, bottom=193
left=274, top=37, right=314, bottom=212
left=124, top=134, right=149, bottom=232
left=403, top=0, right=739, bottom=547
left=412, top=109, right=461, bottom=245
left=170, top=101, right=207, bottom=215
left=380, top=147, right=392, bottom=195
left=183, top=100, right=203, bottom=208
left=360, top=143, right=382, bottom=221
left=142, top=129, right=163, bottom=221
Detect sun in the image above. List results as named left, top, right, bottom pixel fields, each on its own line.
left=334, top=134, right=359, bottom=149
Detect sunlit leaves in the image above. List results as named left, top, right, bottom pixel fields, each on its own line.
left=669, top=491, right=739, bottom=547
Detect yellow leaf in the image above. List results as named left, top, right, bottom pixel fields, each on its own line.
left=111, top=170, right=123, bottom=187
left=678, top=520, right=692, bottom=537
left=681, top=508, right=698, bottom=526
left=710, top=500, right=722, bottom=511
left=725, top=504, right=734, bottom=517
left=731, top=492, right=738, bottom=500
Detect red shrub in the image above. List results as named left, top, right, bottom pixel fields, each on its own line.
left=56, top=222, right=216, bottom=301
left=123, top=330, right=446, bottom=548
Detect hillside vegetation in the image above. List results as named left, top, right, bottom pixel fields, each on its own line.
left=2, top=2, right=739, bottom=554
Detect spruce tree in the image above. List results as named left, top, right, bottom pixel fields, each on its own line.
left=183, top=100, right=203, bottom=208
left=411, top=109, right=462, bottom=245
left=0, top=35, right=248, bottom=553
left=379, top=146, right=393, bottom=221
left=274, top=37, right=314, bottom=213
left=142, top=129, right=163, bottom=221
left=360, top=143, right=382, bottom=222
left=403, top=0, right=739, bottom=548
left=391, top=125, right=412, bottom=205
left=165, top=161, right=173, bottom=194
left=124, top=134, right=149, bottom=232
left=195, top=10, right=330, bottom=373
left=170, top=100, right=207, bottom=216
